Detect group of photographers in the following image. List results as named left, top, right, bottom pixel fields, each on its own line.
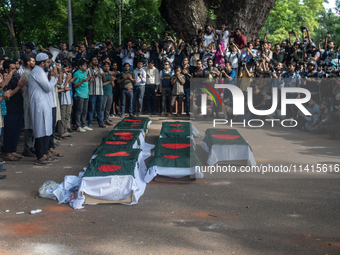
left=2, top=24, right=340, bottom=141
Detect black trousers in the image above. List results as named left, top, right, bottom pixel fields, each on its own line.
left=49, top=107, right=56, bottom=150
left=4, top=113, right=24, bottom=153
left=35, top=136, right=49, bottom=159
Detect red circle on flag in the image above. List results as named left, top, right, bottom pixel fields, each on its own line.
left=105, top=151, right=130, bottom=157
left=163, top=155, right=180, bottom=159
left=98, top=165, right=122, bottom=172
left=124, top=119, right=142, bottom=122
left=211, top=134, right=240, bottom=139
left=105, top=141, right=127, bottom=145
left=113, top=132, right=133, bottom=136
left=161, top=143, right=191, bottom=149
left=170, top=124, right=184, bottom=127
left=171, top=130, right=185, bottom=132
left=119, top=135, right=133, bottom=139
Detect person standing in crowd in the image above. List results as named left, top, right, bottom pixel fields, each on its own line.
left=159, top=60, right=174, bottom=116
left=189, top=38, right=202, bottom=74
left=76, top=44, right=91, bottom=63
left=225, top=42, right=241, bottom=75
left=148, top=41, right=160, bottom=70
left=28, top=53, right=58, bottom=165
left=136, top=43, right=150, bottom=67
left=144, top=60, right=159, bottom=115
left=87, top=56, right=106, bottom=128
left=132, top=61, right=146, bottom=116
left=279, top=61, right=301, bottom=124
left=3, top=60, right=26, bottom=161
left=57, top=59, right=75, bottom=138
left=117, top=63, right=135, bottom=117
left=73, top=60, right=92, bottom=133
left=170, top=66, right=185, bottom=117
left=56, top=42, right=71, bottom=63
left=102, top=62, right=115, bottom=126
left=203, top=25, right=218, bottom=47
left=194, top=60, right=204, bottom=78
left=21, top=55, right=36, bottom=157
left=120, top=42, right=135, bottom=71
left=216, top=23, right=229, bottom=51
left=110, top=61, right=121, bottom=116
left=181, top=57, right=191, bottom=116
left=203, top=58, right=220, bottom=79
left=229, top=28, right=247, bottom=50
left=215, top=41, right=226, bottom=68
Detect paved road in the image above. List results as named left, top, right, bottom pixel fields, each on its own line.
left=0, top=116, right=339, bottom=255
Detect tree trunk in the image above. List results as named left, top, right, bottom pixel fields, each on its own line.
left=159, top=0, right=276, bottom=42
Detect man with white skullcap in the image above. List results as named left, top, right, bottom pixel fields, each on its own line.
left=28, top=52, right=59, bottom=165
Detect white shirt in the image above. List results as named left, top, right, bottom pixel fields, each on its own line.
left=133, top=68, right=146, bottom=86
left=28, top=66, right=58, bottom=138
left=204, top=33, right=218, bottom=48
left=144, top=66, right=160, bottom=85
left=216, top=30, right=230, bottom=50
left=60, top=73, right=71, bottom=105
left=225, top=50, right=241, bottom=69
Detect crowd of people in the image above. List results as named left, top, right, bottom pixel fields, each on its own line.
left=0, top=24, right=340, bottom=166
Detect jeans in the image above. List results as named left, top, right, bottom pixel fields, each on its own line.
left=74, top=97, right=89, bottom=128
left=145, top=84, right=157, bottom=113
left=161, top=87, right=172, bottom=112
left=184, top=87, right=190, bottom=114
left=88, top=95, right=104, bottom=125
left=121, top=89, right=133, bottom=115
left=102, top=95, right=113, bottom=122
left=133, top=85, right=145, bottom=114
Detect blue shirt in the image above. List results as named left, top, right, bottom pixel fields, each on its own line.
left=75, top=52, right=91, bottom=60
left=227, top=69, right=236, bottom=85
left=280, top=71, right=301, bottom=98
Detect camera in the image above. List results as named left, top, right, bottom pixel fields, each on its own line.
left=300, top=26, right=307, bottom=32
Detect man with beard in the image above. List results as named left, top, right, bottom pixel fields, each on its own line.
left=136, top=43, right=150, bottom=67
left=117, top=63, right=135, bottom=117
left=229, top=28, right=247, bottom=50
left=203, top=58, right=220, bottom=79
left=21, top=55, right=36, bottom=157
left=28, top=53, right=59, bottom=165
left=86, top=56, right=106, bottom=128
left=320, top=33, right=336, bottom=64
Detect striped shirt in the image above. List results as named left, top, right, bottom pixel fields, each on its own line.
left=86, top=67, right=104, bottom=95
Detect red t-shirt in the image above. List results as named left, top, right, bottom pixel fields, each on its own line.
left=230, top=34, right=247, bottom=50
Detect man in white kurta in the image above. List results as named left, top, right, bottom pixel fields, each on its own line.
left=28, top=53, right=58, bottom=164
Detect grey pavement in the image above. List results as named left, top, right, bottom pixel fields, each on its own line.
left=0, top=115, right=339, bottom=255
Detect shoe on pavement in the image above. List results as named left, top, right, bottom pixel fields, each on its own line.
left=77, top=127, right=86, bottom=132
left=167, top=113, right=173, bottom=117
left=129, top=114, right=135, bottom=117
left=176, top=113, right=181, bottom=117
left=137, top=113, right=141, bottom=117
left=105, top=122, right=113, bottom=126
left=152, top=112, right=157, bottom=115
left=83, top=126, right=93, bottom=131
left=161, top=111, right=165, bottom=116
left=99, top=124, right=108, bottom=128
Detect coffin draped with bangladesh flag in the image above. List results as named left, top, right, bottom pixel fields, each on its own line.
left=84, top=148, right=142, bottom=178
left=93, top=130, right=143, bottom=155
left=144, top=137, right=202, bottom=182
left=114, top=116, right=151, bottom=134
left=202, top=128, right=256, bottom=166
left=159, top=121, right=199, bottom=138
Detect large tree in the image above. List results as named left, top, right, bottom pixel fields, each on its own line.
left=159, top=0, right=277, bottom=42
